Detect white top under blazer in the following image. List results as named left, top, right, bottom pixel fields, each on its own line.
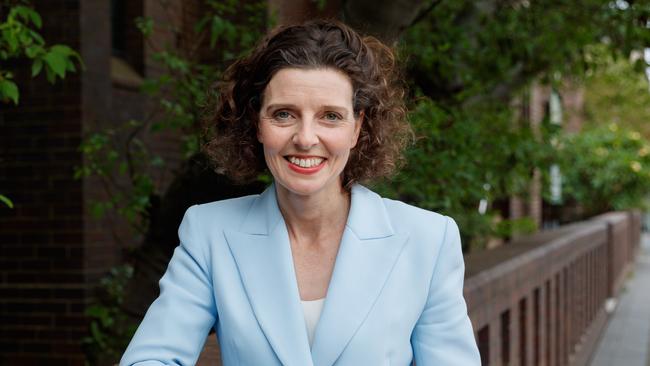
left=301, top=298, right=326, bottom=346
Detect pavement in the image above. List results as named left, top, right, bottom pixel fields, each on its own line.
left=589, top=233, right=650, bottom=366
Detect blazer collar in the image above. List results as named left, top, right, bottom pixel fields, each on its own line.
left=238, top=183, right=396, bottom=239
left=226, top=183, right=408, bottom=366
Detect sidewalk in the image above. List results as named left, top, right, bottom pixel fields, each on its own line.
left=589, top=233, right=650, bottom=366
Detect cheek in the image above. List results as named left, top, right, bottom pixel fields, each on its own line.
left=328, top=129, right=360, bottom=155
left=259, top=128, right=288, bottom=154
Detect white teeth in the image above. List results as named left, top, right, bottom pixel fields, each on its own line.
left=288, top=156, right=324, bottom=168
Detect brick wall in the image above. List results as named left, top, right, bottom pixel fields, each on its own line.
left=0, top=0, right=167, bottom=363
left=0, top=1, right=88, bottom=364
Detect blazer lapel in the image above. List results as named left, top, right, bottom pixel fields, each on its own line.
left=310, top=186, right=409, bottom=366
left=224, top=185, right=313, bottom=366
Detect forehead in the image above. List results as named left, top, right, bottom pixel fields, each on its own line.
left=262, top=68, right=354, bottom=106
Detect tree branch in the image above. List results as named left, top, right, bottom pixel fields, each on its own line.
left=407, top=0, right=444, bottom=29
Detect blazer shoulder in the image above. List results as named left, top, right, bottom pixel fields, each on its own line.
left=378, top=196, right=461, bottom=279
left=185, top=193, right=259, bottom=230
left=380, top=196, right=450, bottom=233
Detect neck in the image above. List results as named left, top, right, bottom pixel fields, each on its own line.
left=275, top=182, right=351, bottom=247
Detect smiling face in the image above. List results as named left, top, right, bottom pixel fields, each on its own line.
left=257, top=67, right=362, bottom=198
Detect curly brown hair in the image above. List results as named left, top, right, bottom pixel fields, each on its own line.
left=203, top=19, right=412, bottom=189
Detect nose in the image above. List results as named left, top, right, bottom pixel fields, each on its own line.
left=292, top=119, right=319, bottom=150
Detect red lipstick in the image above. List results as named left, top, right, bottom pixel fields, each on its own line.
left=286, top=157, right=326, bottom=174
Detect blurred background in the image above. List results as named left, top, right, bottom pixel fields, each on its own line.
left=1, top=0, right=650, bottom=365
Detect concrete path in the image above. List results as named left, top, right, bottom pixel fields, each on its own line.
left=590, top=233, right=650, bottom=366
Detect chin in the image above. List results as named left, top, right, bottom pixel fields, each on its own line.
left=279, top=181, right=325, bottom=196
left=275, top=175, right=342, bottom=198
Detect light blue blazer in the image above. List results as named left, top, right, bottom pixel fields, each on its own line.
left=121, top=184, right=480, bottom=365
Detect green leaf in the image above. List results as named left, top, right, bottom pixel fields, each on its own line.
left=45, top=67, right=55, bottom=83
left=6, top=34, right=18, bottom=53
left=25, top=45, right=41, bottom=58
left=10, top=6, right=31, bottom=22
left=27, top=29, right=45, bottom=45
left=0, top=194, right=14, bottom=209
left=50, top=44, right=73, bottom=55
left=135, top=16, right=154, bottom=37
left=50, top=45, right=83, bottom=72
left=29, top=9, right=42, bottom=29
left=89, top=322, right=105, bottom=346
left=0, top=79, right=19, bottom=104
left=19, top=32, right=33, bottom=47
left=44, top=48, right=67, bottom=78
left=85, top=305, right=109, bottom=318
left=66, top=61, right=76, bottom=72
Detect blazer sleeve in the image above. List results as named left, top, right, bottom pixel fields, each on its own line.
left=120, top=206, right=218, bottom=366
left=411, top=217, right=481, bottom=365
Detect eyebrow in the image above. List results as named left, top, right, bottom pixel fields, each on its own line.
left=264, top=103, right=350, bottom=115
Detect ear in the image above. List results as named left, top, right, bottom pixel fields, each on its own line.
left=351, top=110, right=364, bottom=147
left=256, top=120, right=264, bottom=144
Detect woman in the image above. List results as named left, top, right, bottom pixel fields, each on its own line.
left=121, top=20, right=480, bottom=366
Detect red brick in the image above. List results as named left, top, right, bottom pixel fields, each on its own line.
left=53, top=315, right=87, bottom=328
left=0, top=314, right=52, bottom=326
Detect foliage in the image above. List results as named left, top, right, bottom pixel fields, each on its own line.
left=400, top=0, right=650, bottom=105
left=371, top=0, right=650, bottom=248
left=74, top=120, right=157, bottom=231
left=582, top=49, right=650, bottom=137
left=74, top=0, right=267, bottom=232
left=82, top=265, right=138, bottom=365
left=371, top=97, right=546, bottom=248
left=0, top=0, right=82, bottom=104
left=556, top=124, right=650, bottom=214
left=494, top=216, right=538, bottom=239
